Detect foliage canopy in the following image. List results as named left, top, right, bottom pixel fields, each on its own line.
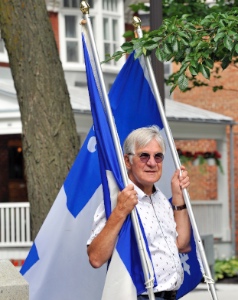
left=106, top=1, right=238, bottom=92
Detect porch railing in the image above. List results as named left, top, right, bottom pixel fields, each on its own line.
left=0, top=202, right=31, bottom=247
left=191, top=200, right=226, bottom=239
left=0, top=200, right=227, bottom=247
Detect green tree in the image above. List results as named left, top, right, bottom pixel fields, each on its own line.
left=0, top=0, right=80, bottom=238
left=109, top=1, right=238, bottom=93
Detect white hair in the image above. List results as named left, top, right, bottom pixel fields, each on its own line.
left=123, top=126, right=165, bottom=163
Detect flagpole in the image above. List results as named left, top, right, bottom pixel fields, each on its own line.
left=132, top=16, right=219, bottom=300
left=80, top=2, right=156, bottom=299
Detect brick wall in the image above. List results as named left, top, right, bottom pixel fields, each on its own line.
left=173, top=62, right=238, bottom=254
left=175, top=139, right=218, bottom=200
left=49, top=12, right=59, bottom=51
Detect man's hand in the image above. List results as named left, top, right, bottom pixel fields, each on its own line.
left=171, top=165, right=190, bottom=203
left=115, top=184, right=138, bottom=217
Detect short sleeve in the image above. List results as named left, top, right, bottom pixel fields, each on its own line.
left=87, top=201, right=107, bottom=245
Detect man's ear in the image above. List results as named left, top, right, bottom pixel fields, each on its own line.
left=124, top=154, right=132, bottom=170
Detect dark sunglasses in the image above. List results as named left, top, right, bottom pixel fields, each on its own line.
left=128, top=152, right=164, bottom=164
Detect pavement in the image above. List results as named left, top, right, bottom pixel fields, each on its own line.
left=181, top=283, right=238, bottom=299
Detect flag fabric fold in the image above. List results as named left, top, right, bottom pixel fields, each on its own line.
left=21, top=25, right=203, bottom=300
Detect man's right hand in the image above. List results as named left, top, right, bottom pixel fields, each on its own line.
left=115, top=184, right=138, bottom=217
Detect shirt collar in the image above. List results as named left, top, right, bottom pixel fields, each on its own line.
left=128, top=179, right=159, bottom=198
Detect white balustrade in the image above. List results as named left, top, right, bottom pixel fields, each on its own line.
left=0, top=201, right=226, bottom=247
left=0, top=202, right=31, bottom=247
left=191, top=201, right=223, bottom=239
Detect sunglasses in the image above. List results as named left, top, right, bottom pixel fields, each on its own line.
left=128, top=152, right=164, bottom=164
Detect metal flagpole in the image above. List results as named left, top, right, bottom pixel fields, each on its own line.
left=133, top=16, right=219, bottom=300
left=80, top=2, right=155, bottom=299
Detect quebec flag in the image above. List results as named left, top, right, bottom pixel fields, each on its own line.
left=21, top=27, right=203, bottom=300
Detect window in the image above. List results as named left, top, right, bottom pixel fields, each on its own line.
left=59, top=0, right=124, bottom=69
left=60, top=1, right=96, bottom=65
left=102, top=0, right=121, bottom=65
left=103, top=0, right=117, bottom=11
left=63, top=0, right=94, bottom=8
left=65, top=15, right=79, bottom=62
left=103, top=17, right=119, bottom=65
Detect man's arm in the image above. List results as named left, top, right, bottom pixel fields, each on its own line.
left=87, top=184, right=138, bottom=268
left=171, top=166, right=191, bottom=253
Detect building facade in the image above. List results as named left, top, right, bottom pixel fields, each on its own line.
left=0, top=0, right=236, bottom=267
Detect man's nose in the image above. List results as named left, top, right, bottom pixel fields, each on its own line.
left=146, top=156, right=157, bottom=166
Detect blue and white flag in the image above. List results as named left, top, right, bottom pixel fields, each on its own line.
left=82, top=31, right=155, bottom=298
left=21, top=28, right=203, bottom=300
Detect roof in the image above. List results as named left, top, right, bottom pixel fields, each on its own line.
left=0, top=76, right=234, bottom=135
left=67, top=88, right=234, bottom=125
left=165, top=98, right=234, bottom=125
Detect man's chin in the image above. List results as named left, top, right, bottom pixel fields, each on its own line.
left=145, top=174, right=161, bottom=182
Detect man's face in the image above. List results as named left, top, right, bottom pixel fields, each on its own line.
left=124, top=138, right=163, bottom=194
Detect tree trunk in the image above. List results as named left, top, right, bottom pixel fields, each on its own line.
left=0, top=0, right=80, bottom=239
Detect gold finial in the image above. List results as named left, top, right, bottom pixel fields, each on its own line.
left=132, top=16, right=142, bottom=29
left=80, top=1, right=90, bottom=14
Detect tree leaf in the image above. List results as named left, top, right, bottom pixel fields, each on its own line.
left=199, top=64, right=210, bottom=79
left=170, top=83, right=178, bottom=94
left=214, top=32, right=225, bottom=42
left=190, top=60, right=198, bottom=68
left=190, top=40, right=199, bottom=47
left=172, top=39, right=179, bottom=52
left=189, top=66, right=198, bottom=76
left=121, top=42, right=133, bottom=52
left=179, top=37, right=190, bottom=46
left=123, top=30, right=134, bottom=38
left=235, top=43, right=238, bottom=54
left=164, top=43, right=172, bottom=54
left=134, top=48, right=143, bottom=59
left=155, top=47, right=164, bottom=61
left=178, top=74, right=188, bottom=91
left=142, top=47, right=147, bottom=56
left=224, top=35, right=233, bottom=51
left=213, top=86, right=223, bottom=92
left=152, top=37, right=161, bottom=42
left=114, top=53, right=123, bottom=62
left=205, top=59, right=214, bottom=69
left=144, top=41, right=158, bottom=50
left=196, top=41, right=209, bottom=50
left=178, top=31, right=190, bottom=40
left=132, top=39, right=145, bottom=50
left=221, top=56, right=231, bottom=69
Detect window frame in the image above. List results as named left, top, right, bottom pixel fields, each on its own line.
left=58, top=0, right=125, bottom=72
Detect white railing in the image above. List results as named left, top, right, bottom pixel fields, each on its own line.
left=0, top=202, right=32, bottom=247
left=0, top=201, right=226, bottom=248
left=191, top=200, right=224, bottom=239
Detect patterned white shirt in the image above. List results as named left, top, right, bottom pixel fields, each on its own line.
left=87, top=184, right=184, bottom=292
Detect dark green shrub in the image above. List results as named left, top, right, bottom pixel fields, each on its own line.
left=214, top=257, right=238, bottom=281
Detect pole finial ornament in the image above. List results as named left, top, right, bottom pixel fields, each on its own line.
left=80, top=1, right=90, bottom=14
left=132, top=16, right=142, bottom=29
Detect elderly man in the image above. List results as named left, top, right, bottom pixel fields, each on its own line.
left=87, top=126, right=191, bottom=300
